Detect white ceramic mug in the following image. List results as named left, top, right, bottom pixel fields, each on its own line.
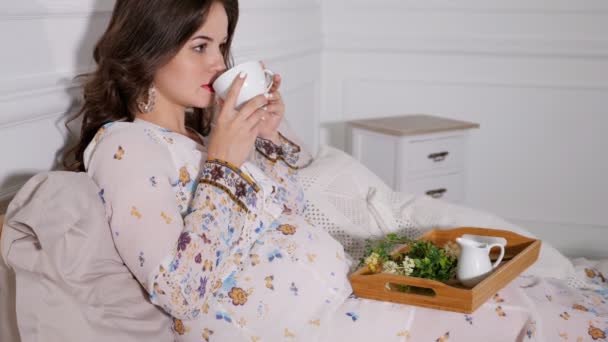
left=212, top=61, right=275, bottom=108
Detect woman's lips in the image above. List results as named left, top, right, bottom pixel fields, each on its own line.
left=202, top=84, right=215, bottom=93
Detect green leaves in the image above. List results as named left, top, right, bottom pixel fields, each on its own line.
left=360, top=233, right=412, bottom=268
left=360, top=234, right=458, bottom=283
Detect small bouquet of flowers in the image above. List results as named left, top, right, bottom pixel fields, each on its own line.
left=360, top=233, right=460, bottom=283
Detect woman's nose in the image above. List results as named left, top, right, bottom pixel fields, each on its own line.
left=212, top=55, right=227, bottom=74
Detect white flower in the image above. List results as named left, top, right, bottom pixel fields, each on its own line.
left=382, top=261, right=400, bottom=274
left=402, top=256, right=415, bottom=276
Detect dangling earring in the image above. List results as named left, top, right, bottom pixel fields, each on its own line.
left=138, top=85, right=156, bottom=113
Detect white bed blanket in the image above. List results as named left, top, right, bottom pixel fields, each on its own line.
left=300, top=145, right=574, bottom=280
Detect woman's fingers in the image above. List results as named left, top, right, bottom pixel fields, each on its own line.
left=236, top=94, right=269, bottom=120
left=261, top=103, right=283, bottom=115
left=267, top=91, right=282, bottom=103
left=268, top=74, right=281, bottom=94
left=223, top=72, right=247, bottom=111
left=244, top=109, right=266, bottom=132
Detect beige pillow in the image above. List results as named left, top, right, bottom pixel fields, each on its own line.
left=0, top=172, right=173, bottom=342
left=1, top=212, right=20, bottom=342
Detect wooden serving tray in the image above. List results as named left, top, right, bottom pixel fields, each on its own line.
left=349, top=227, right=541, bottom=314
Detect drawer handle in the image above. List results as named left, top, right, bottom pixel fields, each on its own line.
left=426, top=188, right=447, bottom=199
left=428, top=151, right=449, bottom=162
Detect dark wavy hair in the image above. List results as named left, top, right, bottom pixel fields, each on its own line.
left=65, top=0, right=239, bottom=171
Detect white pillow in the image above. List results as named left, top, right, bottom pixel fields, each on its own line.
left=300, top=145, right=422, bottom=262
left=300, top=145, right=574, bottom=279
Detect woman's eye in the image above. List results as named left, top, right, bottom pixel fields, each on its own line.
left=194, top=44, right=207, bottom=53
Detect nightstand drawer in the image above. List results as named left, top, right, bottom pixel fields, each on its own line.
left=406, top=173, right=464, bottom=203
left=404, top=134, right=465, bottom=175
left=349, top=115, right=478, bottom=205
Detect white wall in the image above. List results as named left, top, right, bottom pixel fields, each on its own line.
left=0, top=0, right=322, bottom=212
left=2, top=0, right=606, bottom=258
left=320, top=0, right=608, bottom=257
left=234, top=0, right=322, bottom=153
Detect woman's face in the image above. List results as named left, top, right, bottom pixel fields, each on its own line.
left=153, top=2, right=228, bottom=110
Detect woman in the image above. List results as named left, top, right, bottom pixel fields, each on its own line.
left=68, top=1, right=540, bottom=341
left=70, top=0, right=353, bottom=340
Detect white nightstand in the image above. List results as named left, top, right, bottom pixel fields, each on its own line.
left=349, top=114, right=479, bottom=204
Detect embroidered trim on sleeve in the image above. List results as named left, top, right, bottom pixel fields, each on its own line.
left=278, top=132, right=300, bottom=153
left=255, top=133, right=301, bottom=170
left=199, top=159, right=260, bottom=212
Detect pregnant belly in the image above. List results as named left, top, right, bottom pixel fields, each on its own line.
left=200, top=215, right=353, bottom=340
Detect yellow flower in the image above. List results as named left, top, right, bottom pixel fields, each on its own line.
left=365, top=252, right=381, bottom=273
left=572, top=303, right=588, bottom=312
left=113, top=146, right=125, bottom=160
left=589, top=325, right=606, bottom=340
left=228, top=287, right=248, bottom=306
left=278, top=224, right=297, bottom=235
left=202, top=328, right=214, bottom=341
left=160, top=211, right=172, bottom=224
left=585, top=268, right=597, bottom=278
left=130, top=206, right=142, bottom=219
left=308, top=319, right=320, bottom=326
left=173, top=319, right=186, bottom=335
left=250, top=254, right=260, bottom=266
left=179, top=166, right=191, bottom=186
left=94, top=127, right=106, bottom=143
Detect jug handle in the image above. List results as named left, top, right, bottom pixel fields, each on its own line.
left=489, top=243, right=505, bottom=269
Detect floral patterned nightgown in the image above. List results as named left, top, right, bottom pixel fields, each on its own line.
left=84, top=118, right=352, bottom=341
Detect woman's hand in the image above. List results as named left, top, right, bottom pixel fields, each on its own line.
left=207, top=73, right=269, bottom=167
left=256, top=61, right=285, bottom=144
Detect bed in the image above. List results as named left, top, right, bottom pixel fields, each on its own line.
left=299, top=145, right=608, bottom=341
left=0, top=146, right=608, bottom=341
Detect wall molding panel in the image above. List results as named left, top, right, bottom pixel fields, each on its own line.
left=0, top=0, right=320, bottom=19
left=345, top=0, right=608, bottom=13
left=0, top=1, right=114, bottom=20
left=513, top=219, right=608, bottom=259
left=341, top=77, right=608, bottom=99
left=241, top=0, right=320, bottom=11
left=325, top=35, right=608, bottom=58
left=0, top=71, right=80, bottom=128
left=235, top=36, right=322, bottom=63
left=0, top=32, right=322, bottom=129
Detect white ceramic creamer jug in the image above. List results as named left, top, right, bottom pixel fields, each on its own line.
left=455, top=237, right=505, bottom=288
